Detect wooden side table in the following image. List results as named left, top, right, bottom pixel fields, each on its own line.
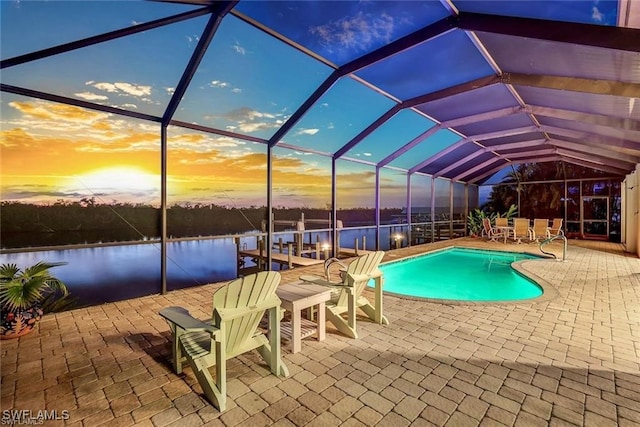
left=276, top=282, right=332, bottom=353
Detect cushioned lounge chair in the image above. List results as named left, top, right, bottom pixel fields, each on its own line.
left=482, top=217, right=506, bottom=242
left=159, top=271, right=288, bottom=411
left=512, top=218, right=532, bottom=243
left=299, top=251, right=388, bottom=339
left=531, top=218, right=550, bottom=242
left=495, top=217, right=509, bottom=227
left=548, top=218, right=564, bottom=237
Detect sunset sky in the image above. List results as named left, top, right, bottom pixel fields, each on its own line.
left=0, top=0, right=618, bottom=208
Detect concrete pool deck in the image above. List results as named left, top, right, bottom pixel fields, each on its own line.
left=1, top=238, right=639, bottom=426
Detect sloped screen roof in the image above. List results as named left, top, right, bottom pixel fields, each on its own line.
left=2, top=0, right=638, bottom=184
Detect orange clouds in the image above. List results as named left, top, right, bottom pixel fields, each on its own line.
left=9, top=100, right=109, bottom=123
left=1, top=98, right=378, bottom=207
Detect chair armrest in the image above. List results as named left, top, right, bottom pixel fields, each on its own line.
left=159, top=306, right=216, bottom=333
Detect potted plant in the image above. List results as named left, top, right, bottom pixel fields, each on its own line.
left=0, top=261, right=71, bottom=339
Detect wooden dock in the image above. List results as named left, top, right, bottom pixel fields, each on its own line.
left=338, top=247, right=372, bottom=257
left=238, top=249, right=324, bottom=269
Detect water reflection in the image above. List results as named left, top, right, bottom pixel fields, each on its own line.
left=0, top=228, right=406, bottom=308
left=0, top=239, right=240, bottom=307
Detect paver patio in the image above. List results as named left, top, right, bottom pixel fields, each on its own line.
left=1, top=238, right=639, bottom=426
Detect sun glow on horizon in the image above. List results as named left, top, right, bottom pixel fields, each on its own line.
left=66, top=166, right=160, bottom=194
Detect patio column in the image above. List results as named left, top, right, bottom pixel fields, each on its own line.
left=332, top=157, right=338, bottom=257
left=266, top=145, right=273, bottom=270
left=160, top=124, right=168, bottom=294
left=407, top=173, right=412, bottom=246
left=375, top=166, right=381, bottom=250
left=430, top=178, right=436, bottom=243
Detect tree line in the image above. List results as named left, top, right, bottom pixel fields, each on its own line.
left=0, top=200, right=402, bottom=249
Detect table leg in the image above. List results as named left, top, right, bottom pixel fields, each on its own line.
left=291, top=306, right=302, bottom=354
left=317, top=302, right=326, bottom=342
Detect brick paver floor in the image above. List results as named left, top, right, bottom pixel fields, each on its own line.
left=1, top=238, right=639, bottom=426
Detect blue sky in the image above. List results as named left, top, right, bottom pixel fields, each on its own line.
left=0, top=0, right=620, bottom=208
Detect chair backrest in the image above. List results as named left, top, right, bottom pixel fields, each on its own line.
left=482, top=218, right=492, bottom=235
left=532, top=218, right=548, bottom=238
left=335, top=251, right=385, bottom=306
left=550, top=218, right=563, bottom=235
left=495, top=217, right=508, bottom=227
left=212, top=271, right=281, bottom=353
left=513, top=218, right=530, bottom=237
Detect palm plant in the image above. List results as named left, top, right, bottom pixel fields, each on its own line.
left=497, top=204, right=518, bottom=221
left=0, top=261, right=69, bottom=311
left=1, top=261, right=72, bottom=339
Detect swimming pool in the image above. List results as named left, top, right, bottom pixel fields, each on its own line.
left=377, top=248, right=543, bottom=301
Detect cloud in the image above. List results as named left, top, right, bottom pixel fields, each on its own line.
left=310, top=11, right=395, bottom=54
left=8, top=100, right=110, bottom=124
left=165, top=87, right=175, bottom=95
left=120, top=103, right=138, bottom=110
left=75, top=92, right=109, bottom=101
left=212, top=107, right=287, bottom=134
left=232, top=42, right=246, bottom=55
left=295, top=128, right=320, bottom=136
left=328, top=123, right=335, bottom=130
left=235, top=122, right=280, bottom=133
left=90, top=81, right=152, bottom=98
left=210, top=80, right=229, bottom=89
left=210, top=80, right=241, bottom=94
left=591, top=6, right=604, bottom=22
left=186, top=34, right=200, bottom=45
left=220, top=107, right=276, bottom=122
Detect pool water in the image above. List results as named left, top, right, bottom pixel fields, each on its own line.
left=377, top=248, right=543, bottom=301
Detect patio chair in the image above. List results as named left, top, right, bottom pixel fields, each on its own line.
left=482, top=217, right=506, bottom=242
left=159, top=271, right=288, bottom=411
left=531, top=218, right=550, bottom=242
left=548, top=218, right=564, bottom=237
left=299, top=251, right=387, bottom=339
left=512, top=218, right=532, bottom=243
left=495, top=217, right=509, bottom=227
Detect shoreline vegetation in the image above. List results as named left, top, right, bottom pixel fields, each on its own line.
left=1, top=200, right=404, bottom=250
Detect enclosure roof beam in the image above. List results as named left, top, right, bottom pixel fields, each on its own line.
left=1, top=6, right=214, bottom=69
left=409, top=138, right=469, bottom=174
left=1, top=84, right=162, bottom=122
left=540, top=125, right=640, bottom=151
left=547, top=139, right=640, bottom=164
left=268, top=16, right=457, bottom=148
left=464, top=125, right=539, bottom=141
left=505, top=73, right=640, bottom=98
left=439, top=105, right=523, bottom=128
left=554, top=148, right=635, bottom=170
left=487, top=139, right=548, bottom=152
left=502, top=148, right=557, bottom=159
left=558, top=157, right=628, bottom=175
left=525, top=105, right=640, bottom=131
left=457, top=11, right=640, bottom=52
left=453, top=155, right=503, bottom=182
left=163, top=1, right=237, bottom=125
left=468, top=156, right=562, bottom=184
left=334, top=75, right=501, bottom=160
left=378, top=124, right=442, bottom=168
